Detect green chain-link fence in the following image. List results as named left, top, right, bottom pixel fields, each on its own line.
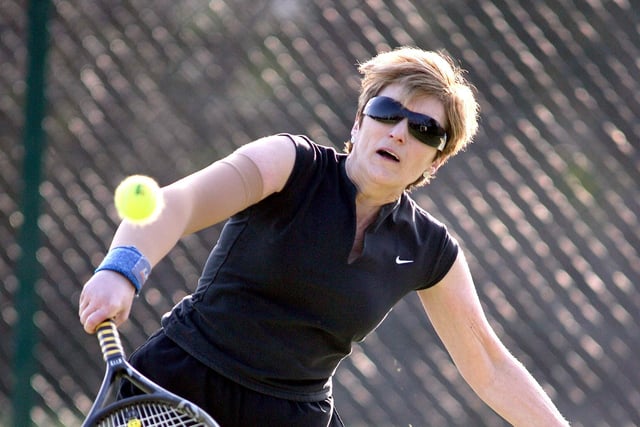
left=2, top=0, right=639, bottom=425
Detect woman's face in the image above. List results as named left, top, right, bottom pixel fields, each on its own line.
left=348, top=84, right=447, bottom=195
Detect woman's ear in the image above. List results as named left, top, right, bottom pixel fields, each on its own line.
left=432, top=156, right=445, bottom=171
left=350, top=121, right=360, bottom=142
left=422, top=157, right=445, bottom=180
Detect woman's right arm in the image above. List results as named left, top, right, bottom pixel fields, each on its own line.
left=79, top=134, right=297, bottom=333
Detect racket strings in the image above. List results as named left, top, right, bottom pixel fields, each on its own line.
left=96, top=401, right=207, bottom=426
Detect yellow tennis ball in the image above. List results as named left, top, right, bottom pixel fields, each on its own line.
left=114, top=175, right=163, bottom=225
left=127, top=419, right=142, bottom=427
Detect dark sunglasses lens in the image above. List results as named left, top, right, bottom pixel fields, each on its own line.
left=408, top=121, right=446, bottom=148
left=363, top=97, right=403, bottom=123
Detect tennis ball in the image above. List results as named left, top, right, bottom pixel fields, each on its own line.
left=114, top=175, right=163, bottom=225
left=127, top=420, right=142, bottom=427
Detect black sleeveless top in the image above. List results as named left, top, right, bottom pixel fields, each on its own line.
left=163, top=135, right=458, bottom=401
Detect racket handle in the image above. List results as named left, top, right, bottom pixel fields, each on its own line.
left=96, top=320, right=124, bottom=362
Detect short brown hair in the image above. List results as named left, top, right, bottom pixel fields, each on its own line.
left=345, top=47, right=479, bottom=186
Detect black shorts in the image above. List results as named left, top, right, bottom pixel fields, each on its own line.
left=120, top=329, right=345, bottom=427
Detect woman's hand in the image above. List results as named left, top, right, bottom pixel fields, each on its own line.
left=79, top=270, right=137, bottom=333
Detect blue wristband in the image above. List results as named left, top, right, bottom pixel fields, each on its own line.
left=95, top=246, right=152, bottom=294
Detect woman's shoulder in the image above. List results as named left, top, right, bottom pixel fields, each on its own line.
left=397, top=193, right=453, bottom=238
left=277, top=133, right=343, bottom=156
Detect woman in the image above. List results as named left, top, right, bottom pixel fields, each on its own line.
left=79, top=47, right=569, bottom=426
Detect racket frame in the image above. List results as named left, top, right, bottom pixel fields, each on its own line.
left=82, top=320, right=218, bottom=427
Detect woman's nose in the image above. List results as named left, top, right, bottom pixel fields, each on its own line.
left=389, top=119, right=408, bottom=143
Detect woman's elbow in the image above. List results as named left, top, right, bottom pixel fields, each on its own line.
left=455, top=337, right=513, bottom=394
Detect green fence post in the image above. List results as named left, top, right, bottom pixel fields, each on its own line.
left=12, top=0, right=51, bottom=426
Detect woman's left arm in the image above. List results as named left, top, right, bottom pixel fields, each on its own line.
left=418, top=250, right=569, bottom=426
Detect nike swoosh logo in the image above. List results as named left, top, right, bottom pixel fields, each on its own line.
left=395, top=256, right=414, bottom=265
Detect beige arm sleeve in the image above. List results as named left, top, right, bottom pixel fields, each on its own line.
left=217, top=152, right=264, bottom=207
left=175, top=151, right=265, bottom=236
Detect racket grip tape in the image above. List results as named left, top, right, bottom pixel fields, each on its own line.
left=96, top=320, right=125, bottom=361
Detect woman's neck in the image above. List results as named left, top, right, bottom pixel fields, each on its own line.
left=345, top=156, right=403, bottom=207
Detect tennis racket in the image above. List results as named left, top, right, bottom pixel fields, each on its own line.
left=82, top=320, right=219, bottom=427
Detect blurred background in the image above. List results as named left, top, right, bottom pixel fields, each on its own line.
left=1, top=0, right=639, bottom=425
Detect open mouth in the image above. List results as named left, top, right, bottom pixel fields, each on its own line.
left=377, top=149, right=400, bottom=162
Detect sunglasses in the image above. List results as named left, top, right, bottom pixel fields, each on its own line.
left=363, top=96, right=448, bottom=151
